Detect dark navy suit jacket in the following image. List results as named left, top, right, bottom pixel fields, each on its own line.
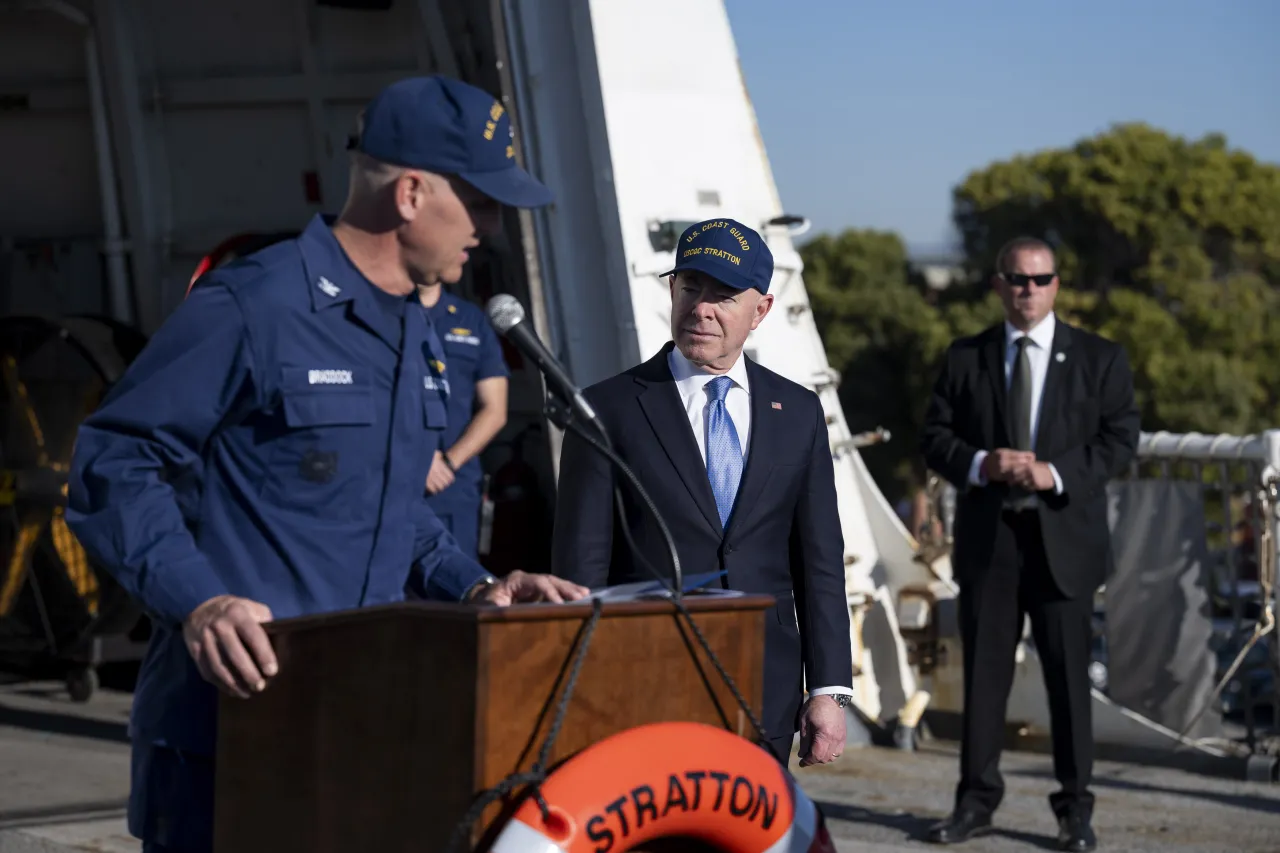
left=919, top=320, right=1140, bottom=599
left=552, top=342, right=854, bottom=741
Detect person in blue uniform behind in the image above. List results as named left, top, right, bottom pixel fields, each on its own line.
left=418, top=284, right=509, bottom=560
left=64, top=75, right=588, bottom=853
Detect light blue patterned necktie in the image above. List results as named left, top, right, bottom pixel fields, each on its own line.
left=705, top=375, right=744, bottom=528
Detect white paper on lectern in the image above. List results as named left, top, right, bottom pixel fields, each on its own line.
left=585, top=570, right=742, bottom=602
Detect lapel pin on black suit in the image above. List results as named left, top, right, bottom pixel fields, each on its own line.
left=1055, top=352, right=1066, bottom=363
left=772, top=401, right=782, bottom=410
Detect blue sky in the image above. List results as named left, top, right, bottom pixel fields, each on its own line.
left=726, top=0, right=1280, bottom=254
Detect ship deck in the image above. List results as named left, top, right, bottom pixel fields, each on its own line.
left=1, top=670, right=1277, bottom=853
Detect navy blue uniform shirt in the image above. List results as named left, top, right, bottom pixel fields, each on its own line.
left=65, top=214, right=492, bottom=757
left=422, top=290, right=509, bottom=508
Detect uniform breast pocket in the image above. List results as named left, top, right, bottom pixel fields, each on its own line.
left=444, top=337, right=481, bottom=368
left=422, top=392, right=447, bottom=430
left=262, top=374, right=380, bottom=515
left=441, top=340, right=479, bottom=386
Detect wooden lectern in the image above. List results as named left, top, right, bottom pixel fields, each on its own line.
left=213, top=594, right=774, bottom=852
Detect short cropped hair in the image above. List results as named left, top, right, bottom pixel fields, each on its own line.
left=994, top=236, right=1056, bottom=275
left=346, top=109, right=407, bottom=200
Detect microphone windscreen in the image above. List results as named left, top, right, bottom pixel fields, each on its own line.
left=486, top=294, right=525, bottom=334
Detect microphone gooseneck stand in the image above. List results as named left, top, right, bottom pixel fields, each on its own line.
left=543, top=395, right=685, bottom=600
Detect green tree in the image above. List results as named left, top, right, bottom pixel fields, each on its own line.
left=802, top=124, right=1280, bottom=506
left=953, top=122, right=1280, bottom=434
left=800, top=230, right=962, bottom=502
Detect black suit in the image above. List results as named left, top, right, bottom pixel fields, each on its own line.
left=920, top=318, right=1139, bottom=820
left=553, top=342, right=854, bottom=761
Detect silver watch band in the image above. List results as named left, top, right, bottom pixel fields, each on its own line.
left=464, top=575, right=498, bottom=601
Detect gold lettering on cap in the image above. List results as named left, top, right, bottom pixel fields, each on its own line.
left=729, top=227, right=750, bottom=251
left=682, top=246, right=740, bottom=265
left=484, top=102, right=506, bottom=141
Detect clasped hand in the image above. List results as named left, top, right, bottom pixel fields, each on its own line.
left=982, top=449, right=1055, bottom=492
left=183, top=572, right=589, bottom=699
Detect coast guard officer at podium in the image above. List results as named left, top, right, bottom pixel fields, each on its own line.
left=551, top=218, right=855, bottom=767
left=65, top=75, right=587, bottom=853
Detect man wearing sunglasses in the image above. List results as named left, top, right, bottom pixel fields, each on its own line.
left=919, top=236, right=1139, bottom=851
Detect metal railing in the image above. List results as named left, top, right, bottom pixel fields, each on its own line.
left=924, top=429, right=1280, bottom=758
left=1131, top=431, right=1279, bottom=756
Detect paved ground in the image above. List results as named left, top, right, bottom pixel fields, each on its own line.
left=802, top=741, right=1280, bottom=853
left=1, top=672, right=1278, bottom=852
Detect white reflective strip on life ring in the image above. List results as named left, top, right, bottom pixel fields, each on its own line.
left=760, top=787, right=818, bottom=853
left=487, top=818, right=564, bottom=853
left=792, top=790, right=819, bottom=850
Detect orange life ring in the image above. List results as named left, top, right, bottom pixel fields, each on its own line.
left=487, top=721, right=837, bottom=852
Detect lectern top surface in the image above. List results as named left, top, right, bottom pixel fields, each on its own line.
left=261, top=592, right=778, bottom=635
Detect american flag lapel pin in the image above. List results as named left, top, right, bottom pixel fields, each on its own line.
left=772, top=401, right=782, bottom=410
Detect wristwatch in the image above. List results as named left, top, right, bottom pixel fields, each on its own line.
left=465, top=575, right=498, bottom=601
left=817, top=693, right=851, bottom=708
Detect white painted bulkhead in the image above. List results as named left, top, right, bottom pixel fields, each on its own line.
left=566, top=0, right=935, bottom=722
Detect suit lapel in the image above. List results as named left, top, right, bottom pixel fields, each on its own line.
left=1034, top=321, right=1074, bottom=456
left=981, top=325, right=1010, bottom=445
left=724, top=359, right=776, bottom=537
left=635, top=347, right=724, bottom=535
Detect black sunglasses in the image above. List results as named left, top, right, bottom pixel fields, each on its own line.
left=1000, top=272, right=1056, bottom=287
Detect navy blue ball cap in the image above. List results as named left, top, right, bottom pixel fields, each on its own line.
left=353, top=75, right=553, bottom=209
left=660, top=218, right=774, bottom=294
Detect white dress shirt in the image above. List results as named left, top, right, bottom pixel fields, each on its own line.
left=667, top=346, right=853, bottom=702
left=667, top=346, right=751, bottom=462
left=968, top=313, right=1065, bottom=496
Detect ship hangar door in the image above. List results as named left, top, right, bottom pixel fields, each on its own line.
left=0, top=0, right=557, bottom=576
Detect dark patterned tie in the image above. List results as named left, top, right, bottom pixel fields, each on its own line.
left=1009, top=337, right=1032, bottom=451
left=1007, top=336, right=1033, bottom=506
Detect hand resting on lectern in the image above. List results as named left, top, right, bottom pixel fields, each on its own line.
left=467, top=569, right=589, bottom=607
left=181, top=571, right=589, bottom=699
left=183, top=594, right=278, bottom=699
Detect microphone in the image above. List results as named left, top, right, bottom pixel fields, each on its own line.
left=485, top=293, right=686, bottom=599
left=486, top=294, right=598, bottom=425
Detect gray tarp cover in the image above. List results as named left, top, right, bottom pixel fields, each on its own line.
left=1106, top=479, right=1222, bottom=738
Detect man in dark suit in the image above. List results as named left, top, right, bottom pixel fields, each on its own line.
left=920, top=236, right=1140, bottom=851
left=552, top=218, right=854, bottom=767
